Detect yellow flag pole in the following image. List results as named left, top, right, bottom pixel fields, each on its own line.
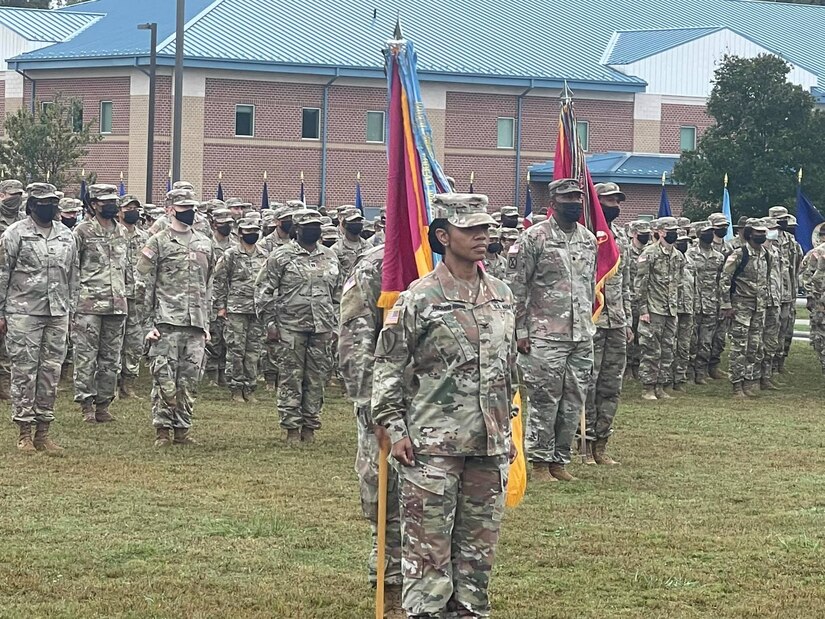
left=375, top=442, right=389, bottom=619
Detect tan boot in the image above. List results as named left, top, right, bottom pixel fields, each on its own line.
left=743, top=380, right=760, bottom=397
left=655, top=385, right=673, bottom=400
left=383, top=584, right=404, bottom=619
left=33, top=422, right=64, bottom=457
left=301, top=427, right=315, bottom=443
left=16, top=422, right=36, bottom=454
left=81, top=400, right=97, bottom=424
left=243, top=389, right=258, bottom=404
left=672, top=382, right=686, bottom=393
left=760, top=378, right=780, bottom=391
left=95, top=401, right=115, bottom=423
left=709, top=365, right=727, bottom=380
left=593, top=438, right=620, bottom=465
left=119, top=376, right=142, bottom=400
left=286, top=428, right=301, bottom=445
left=732, top=382, right=746, bottom=398
left=173, top=427, right=197, bottom=446
left=548, top=463, right=576, bottom=482
left=154, top=427, right=172, bottom=448
left=642, top=385, right=658, bottom=401
left=583, top=441, right=596, bottom=465
left=694, top=373, right=708, bottom=385
left=530, top=462, right=557, bottom=482
left=231, top=390, right=245, bottom=404
left=217, top=369, right=228, bottom=388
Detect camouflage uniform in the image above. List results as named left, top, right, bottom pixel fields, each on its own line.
left=760, top=220, right=783, bottom=386
left=0, top=180, right=25, bottom=396
left=509, top=185, right=596, bottom=468
left=625, top=221, right=650, bottom=377
left=213, top=230, right=268, bottom=397
left=372, top=254, right=516, bottom=618
left=800, top=239, right=825, bottom=373
left=709, top=217, right=741, bottom=373
left=719, top=222, right=769, bottom=389
left=686, top=228, right=725, bottom=381
left=673, top=240, right=695, bottom=388
left=255, top=210, right=341, bottom=433
left=121, top=219, right=149, bottom=383
left=635, top=218, right=685, bottom=394
left=337, top=244, right=403, bottom=590
left=482, top=229, right=508, bottom=282
left=205, top=209, right=234, bottom=384
left=137, top=204, right=215, bottom=437
left=332, top=209, right=371, bottom=279
left=72, top=187, right=129, bottom=412
left=0, top=203, right=78, bottom=427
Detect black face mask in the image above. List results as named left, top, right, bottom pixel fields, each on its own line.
left=777, top=219, right=788, bottom=231
left=556, top=203, right=582, bottom=224
left=487, top=242, right=502, bottom=254
left=61, top=216, right=77, bottom=229
left=241, top=232, right=260, bottom=245
left=714, top=228, right=727, bottom=239
left=322, top=239, right=336, bottom=248
left=215, top=223, right=232, bottom=237
left=675, top=241, right=688, bottom=254
left=601, top=205, right=621, bottom=222
left=99, top=203, right=119, bottom=220
left=501, top=216, right=519, bottom=229
left=345, top=222, right=364, bottom=236
left=360, top=230, right=375, bottom=240
left=2, top=195, right=22, bottom=214
left=173, top=209, right=196, bottom=226
left=280, top=220, right=293, bottom=235
left=123, top=210, right=141, bottom=225
left=698, top=231, right=715, bottom=244
left=751, top=234, right=767, bottom=245
left=263, top=226, right=275, bottom=237
left=636, top=233, right=651, bottom=245
left=788, top=226, right=797, bottom=234
left=297, top=225, right=322, bottom=245
left=663, top=230, right=678, bottom=244
left=32, top=203, right=58, bottom=223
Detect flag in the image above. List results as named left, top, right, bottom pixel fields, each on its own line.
left=523, top=180, right=533, bottom=228
left=79, top=172, right=87, bottom=203
left=217, top=181, right=224, bottom=201
left=722, top=174, right=734, bottom=241
left=299, top=172, right=305, bottom=203
left=658, top=186, right=672, bottom=218
left=355, top=173, right=364, bottom=214
left=119, top=173, right=126, bottom=197
left=261, top=172, right=269, bottom=209
left=553, top=84, right=621, bottom=321
left=166, top=173, right=171, bottom=193
left=796, top=183, right=824, bottom=254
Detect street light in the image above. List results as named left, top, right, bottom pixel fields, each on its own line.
left=138, top=22, right=157, bottom=203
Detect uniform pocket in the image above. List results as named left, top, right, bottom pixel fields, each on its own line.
left=399, top=462, right=448, bottom=580
left=493, top=462, right=509, bottom=522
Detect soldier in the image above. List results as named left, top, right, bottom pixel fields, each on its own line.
left=58, top=198, right=83, bottom=229
left=482, top=227, right=507, bottom=280
left=800, top=226, right=825, bottom=373
left=360, top=220, right=376, bottom=242
left=372, top=214, right=385, bottom=246
left=759, top=217, right=783, bottom=391
left=500, top=204, right=519, bottom=229
left=333, top=208, right=371, bottom=279
left=0, top=183, right=77, bottom=454
left=259, top=204, right=295, bottom=255
left=73, top=184, right=129, bottom=423
left=0, top=179, right=25, bottom=401
left=148, top=189, right=212, bottom=236
left=585, top=183, right=631, bottom=466
left=672, top=231, right=694, bottom=391
left=635, top=217, right=685, bottom=400
left=138, top=198, right=214, bottom=447
left=769, top=207, right=802, bottom=373
left=719, top=218, right=769, bottom=397
left=320, top=225, right=338, bottom=248
left=261, top=209, right=277, bottom=239
left=510, top=178, right=596, bottom=482
left=372, top=194, right=516, bottom=619
left=625, top=220, right=651, bottom=379
left=338, top=243, right=403, bottom=617
left=706, top=212, right=735, bottom=379
left=118, top=194, right=149, bottom=399
left=688, top=221, right=725, bottom=383
left=205, top=208, right=234, bottom=387
left=213, top=218, right=267, bottom=403
left=500, top=227, right=519, bottom=254
left=255, top=208, right=341, bottom=443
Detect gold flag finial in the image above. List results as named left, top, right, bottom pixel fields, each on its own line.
left=81, top=168, right=85, bottom=178
left=263, top=171, right=267, bottom=181
left=218, top=171, right=222, bottom=180
left=724, top=173, right=729, bottom=188
left=357, top=171, right=361, bottom=181
left=470, top=171, right=475, bottom=183
left=300, top=170, right=304, bottom=181
left=798, top=168, right=803, bottom=184
left=527, top=170, right=531, bottom=182
left=662, top=171, right=666, bottom=186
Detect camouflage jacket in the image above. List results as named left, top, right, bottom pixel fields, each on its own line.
left=338, top=244, right=384, bottom=406
left=635, top=242, right=684, bottom=317
left=800, top=245, right=825, bottom=299
left=0, top=208, right=24, bottom=237
left=123, top=225, right=149, bottom=300
left=722, top=236, right=741, bottom=257
left=137, top=228, right=215, bottom=331
left=213, top=243, right=269, bottom=315
left=372, top=262, right=517, bottom=457
left=719, top=244, right=769, bottom=311
left=766, top=243, right=782, bottom=308
left=482, top=253, right=508, bottom=282
left=333, top=235, right=371, bottom=280
left=0, top=217, right=78, bottom=317
left=596, top=224, right=631, bottom=329
left=148, top=212, right=212, bottom=237
left=255, top=240, right=341, bottom=334
left=677, top=253, right=695, bottom=314
left=508, top=216, right=596, bottom=342
left=626, top=241, right=646, bottom=305
left=258, top=231, right=290, bottom=255
left=686, top=243, right=724, bottom=315
left=73, top=217, right=129, bottom=315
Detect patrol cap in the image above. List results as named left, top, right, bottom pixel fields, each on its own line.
left=500, top=205, right=519, bottom=217
left=677, top=216, right=691, bottom=228
left=694, top=220, right=712, bottom=233
left=319, top=216, right=333, bottom=226
left=59, top=197, right=83, bottom=213
left=286, top=199, right=306, bottom=210
left=225, top=197, right=245, bottom=208
left=676, top=231, right=691, bottom=242
left=167, top=188, right=195, bottom=204
left=238, top=217, right=261, bottom=231
left=736, top=216, right=749, bottom=228
left=548, top=178, right=583, bottom=196
left=118, top=194, right=141, bottom=208
left=87, top=184, right=119, bottom=201
left=363, top=220, right=375, bottom=232
left=55, top=191, right=65, bottom=200
left=274, top=205, right=294, bottom=220
left=707, top=212, right=729, bottom=228
left=787, top=214, right=798, bottom=226
left=245, top=210, right=262, bottom=221
left=768, top=206, right=789, bottom=219
left=492, top=212, right=502, bottom=223
left=172, top=199, right=198, bottom=209
left=202, top=199, right=225, bottom=213
left=745, top=217, right=767, bottom=232
left=321, top=225, right=338, bottom=241
left=655, top=216, right=679, bottom=230
left=595, top=182, right=626, bottom=201
left=212, top=208, right=233, bottom=223
left=172, top=181, right=195, bottom=191
left=293, top=208, right=323, bottom=225
left=0, top=179, right=24, bottom=194
left=268, top=201, right=284, bottom=211
left=488, top=227, right=501, bottom=240
left=342, top=208, right=364, bottom=222
left=27, top=182, right=59, bottom=200
left=432, top=193, right=496, bottom=228
left=501, top=228, right=519, bottom=241
left=629, top=220, right=652, bottom=234
left=145, top=205, right=164, bottom=219
left=261, top=210, right=277, bottom=225
left=532, top=214, right=548, bottom=224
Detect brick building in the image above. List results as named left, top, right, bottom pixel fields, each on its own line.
left=2, top=0, right=825, bottom=222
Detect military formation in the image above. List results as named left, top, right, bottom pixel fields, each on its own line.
left=0, top=171, right=821, bottom=619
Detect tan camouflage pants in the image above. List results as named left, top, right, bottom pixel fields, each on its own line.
left=585, top=327, right=626, bottom=440
left=6, top=314, right=68, bottom=424
left=638, top=313, right=677, bottom=387
left=398, top=453, right=508, bottom=618
left=692, top=311, right=717, bottom=379
left=121, top=298, right=144, bottom=379
left=276, top=329, right=333, bottom=430
left=148, top=325, right=206, bottom=429
left=204, top=316, right=226, bottom=376
left=778, top=301, right=794, bottom=365
left=710, top=313, right=729, bottom=370
left=760, top=305, right=781, bottom=380
left=672, top=312, right=694, bottom=386
left=72, top=313, right=127, bottom=405
left=224, top=313, right=263, bottom=392
left=810, top=302, right=825, bottom=373
left=728, top=301, right=764, bottom=384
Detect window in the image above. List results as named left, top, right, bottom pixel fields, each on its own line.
left=40, top=101, right=53, bottom=114
left=366, top=111, right=385, bottom=143
left=302, top=108, right=321, bottom=140
left=99, top=101, right=114, bottom=134
left=680, top=126, right=697, bottom=152
left=72, top=105, right=84, bottom=133
left=577, top=120, right=590, bottom=151
left=496, top=117, right=515, bottom=149
left=235, top=104, right=254, bottom=137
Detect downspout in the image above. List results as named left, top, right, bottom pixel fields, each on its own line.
left=319, top=69, right=341, bottom=206
left=15, top=69, right=35, bottom=114
left=514, top=80, right=535, bottom=207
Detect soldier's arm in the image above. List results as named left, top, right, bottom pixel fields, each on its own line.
left=0, top=229, right=19, bottom=319
left=136, top=235, right=160, bottom=331
left=508, top=235, right=536, bottom=340
left=68, top=238, right=79, bottom=315
left=620, top=250, right=632, bottom=327
left=634, top=250, right=652, bottom=316
left=255, top=251, right=283, bottom=328
left=213, top=251, right=230, bottom=313
left=718, top=251, right=741, bottom=310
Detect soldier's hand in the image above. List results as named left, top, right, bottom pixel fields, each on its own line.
left=640, top=313, right=651, bottom=324
left=374, top=425, right=391, bottom=452
left=0, top=317, right=6, bottom=337
left=517, top=337, right=531, bottom=355
left=625, top=326, right=634, bottom=343
left=391, top=437, right=415, bottom=467
left=145, top=327, right=161, bottom=343
left=267, top=326, right=281, bottom=343
left=204, top=330, right=212, bottom=344
left=508, top=441, right=518, bottom=464
left=217, top=308, right=227, bottom=319
left=722, top=308, right=736, bottom=319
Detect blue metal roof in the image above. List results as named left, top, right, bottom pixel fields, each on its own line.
left=530, top=152, right=682, bottom=185
left=605, top=27, right=721, bottom=65
left=0, top=6, right=102, bottom=43
left=7, top=0, right=825, bottom=90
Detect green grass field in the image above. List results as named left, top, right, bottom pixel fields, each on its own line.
left=2, top=344, right=825, bottom=618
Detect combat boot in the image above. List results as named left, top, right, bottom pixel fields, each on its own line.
left=95, top=401, right=115, bottom=423
left=742, top=380, right=760, bottom=398
left=0, top=374, right=10, bottom=401
left=655, top=385, right=673, bottom=400
left=631, top=366, right=639, bottom=380
left=761, top=378, right=781, bottom=391
left=119, top=376, right=142, bottom=400
left=732, top=382, right=747, bottom=398
left=593, top=438, right=620, bottom=466
left=286, top=429, right=301, bottom=445
left=530, top=462, right=557, bottom=482
left=301, top=427, right=316, bottom=443
left=709, top=365, right=727, bottom=380
left=33, top=422, right=64, bottom=457
left=641, top=386, right=658, bottom=401
left=154, top=427, right=172, bottom=448
left=672, top=382, right=687, bottom=393
left=384, top=584, right=404, bottom=619
left=243, top=389, right=258, bottom=404
left=778, top=359, right=792, bottom=375
left=81, top=400, right=97, bottom=424
left=548, top=463, right=576, bottom=482
left=231, top=390, right=245, bottom=404
left=217, top=369, right=228, bottom=388
left=694, top=373, right=708, bottom=385
left=16, top=422, right=36, bottom=454
left=173, top=427, right=198, bottom=446
left=583, top=441, right=596, bottom=465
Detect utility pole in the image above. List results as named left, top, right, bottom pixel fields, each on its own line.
left=138, top=22, right=157, bottom=202
left=171, top=0, right=185, bottom=182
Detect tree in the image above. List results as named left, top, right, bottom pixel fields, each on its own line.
left=673, top=54, right=825, bottom=220
left=0, top=95, right=102, bottom=188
